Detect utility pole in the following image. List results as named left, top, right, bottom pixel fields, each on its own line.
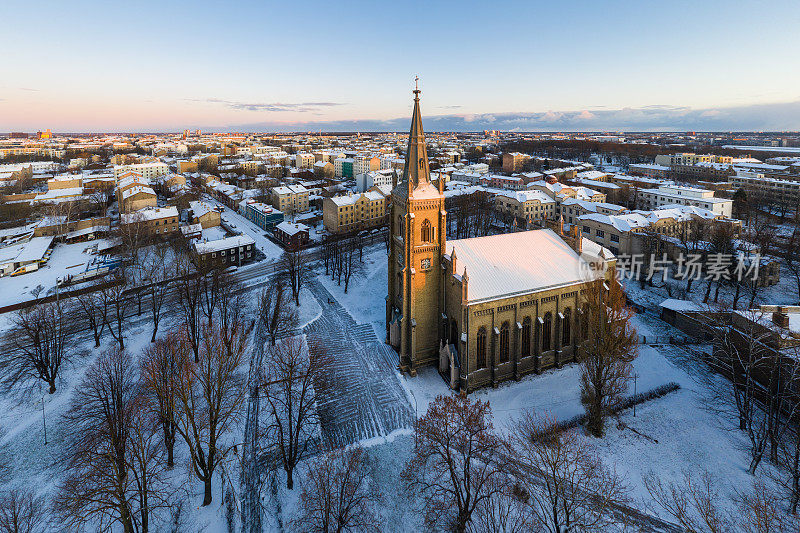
left=633, top=373, right=639, bottom=417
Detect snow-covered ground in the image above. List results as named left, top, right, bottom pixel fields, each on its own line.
left=0, top=238, right=113, bottom=308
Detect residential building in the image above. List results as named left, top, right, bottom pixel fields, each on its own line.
left=639, top=184, right=733, bottom=217
left=189, top=201, right=221, bottom=229
left=239, top=199, right=284, bottom=231
left=322, top=189, right=388, bottom=233
left=502, top=152, right=531, bottom=172
left=120, top=206, right=179, bottom=235
left=275, top=221, right=310, bottom=249
left=271, top=184, right=310, bottom=214
left=493, top=190, right=556, bottom=226
left=113, top=162, right=169, bottom=180
left=355, top=169, right=394, bottom=192
left=296, top=152, right=315, bottom=169
left=730, top=170, right=800, bottom=206
left=193, top=235, right=256, bottom=267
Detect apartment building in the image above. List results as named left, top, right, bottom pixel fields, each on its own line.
left=502, top=152, right=531, bottom=172
left=493, top=190, right=556, bottom=226
left=731, top=170, right=800, bottom=205
left=322, top=189, right=388, bottom=233
left=334, top=157, right=355, bottom=178
left=628, top=163, right=671, bottom=179
left=295, top=152, right=315, bottom=169
left=239, top=199, right=284, bottom=231
left=116, top=172, right=157, bottom=213
left=271, top=184, right=310, bottom=214
left=355, top=169, right=394, bottom=192
left=120, top=206, right=179, bottom=235
left=113, top=161, right=169, bottom=180
left=188, top=201, right=221, bottom=229
left=560, top=198, right=626, bottom=226
left=638, top=184, right=733, bottom=217
left=353, top=154, right=380, bottom=175
left=193, top=235, right=256, bottom=267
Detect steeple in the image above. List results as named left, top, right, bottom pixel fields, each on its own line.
left=403, top=76, right=431, bottom=192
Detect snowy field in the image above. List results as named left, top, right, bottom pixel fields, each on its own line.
left=0, top=239, right=113, bottom=308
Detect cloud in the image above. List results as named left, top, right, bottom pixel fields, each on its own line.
left=438, top=105, right=462, bottom=109
left=219, top=100, right=800, bottom=132
left=19, top=87, right=39, bottom=92
left=187, top=98, right=344, bottom=113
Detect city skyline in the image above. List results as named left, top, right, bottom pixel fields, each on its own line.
left=2, top=0, right=800, bottom=132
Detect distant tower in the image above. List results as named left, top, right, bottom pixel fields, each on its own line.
left=386, top=77, right=447, bottom=375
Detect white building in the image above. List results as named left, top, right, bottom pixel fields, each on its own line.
left=113, top=162, right=169, bottom=181
left=355, top=169, right=394, bottom=192
left=296, top=152, right=315, bottom=169
left=639, top=184, right=732, bottom=217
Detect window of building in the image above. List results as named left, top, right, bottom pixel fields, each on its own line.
left=421, top=219, right=434, bottom=242
left=477, top=327, right=487, bottom=369
left=542, top=313, right=552, bottom=352
left=521, top=317, right=531, bottom=357
left=499, top=322, right=510, bottom=363
left=610, top=234, right=619, bottom=242
left=581, top=304, right=589, bottom=340
left=421, top=258, right=431, bottom=270
left=596, top=229, right=605, bottom=238
left=562, top=308, right=571, bottom=346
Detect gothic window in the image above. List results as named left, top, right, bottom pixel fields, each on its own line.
left=476, top=327, right=487, bottom=369
left=562, top=308, right=571, bottom=346
left=421, top=219, right=434, bottom=243
left=499, top=322, right=510, bottom=363
left=450, top=320, right=458, bottom=346
left=420, top=258, right=431, bottom=270
left=542, top=312, right=552, bottom=352
left=521, top=317, right=531, bottom=357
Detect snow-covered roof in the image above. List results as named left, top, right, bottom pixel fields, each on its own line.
left=276, top=221, right=309, bottom=236
left=0, top=236, right=53, bottom=265
left=120, top=206, right=178, bottom=224
left=446, top=229, right=597, bottom=303
left=660, top=299, right=704, bottom=313
left=193, top=234, right=255, bottom=254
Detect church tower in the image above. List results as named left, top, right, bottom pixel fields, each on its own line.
left=387, top=79, right=447, bottom=375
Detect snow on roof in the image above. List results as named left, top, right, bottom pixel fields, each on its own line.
left=120, top=206, right=178, bottom=224
left=121, top=186, right=155, bottom=199
left=0, top=236, right=53, bottom=265
left=189, top=200, right=215, bottom=218
left=498, top=190, right=554, bottom=204
left=445, top=229, right=595, bottom=303
left=193, top=234, right=255, bottom=254
left=273, top=184, right=308, bottom=195
left=578, top=212, right=650, bottom=232
left=276, top=221, right=309, bottom=236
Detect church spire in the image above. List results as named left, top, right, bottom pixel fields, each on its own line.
left=403, top=75, right=431, bottom=193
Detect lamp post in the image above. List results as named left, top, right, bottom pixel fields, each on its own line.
left=41, top=396, right=48, bottom=445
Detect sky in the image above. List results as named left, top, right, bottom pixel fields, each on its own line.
left=1, top=0, right=799, bottom=132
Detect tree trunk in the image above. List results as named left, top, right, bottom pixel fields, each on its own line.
left=748, top=452, right=763, bottom=475
left=286, top=466, right=294, bottom=490
left=48, top=378, right=56, bottom=394
left=203, top=477, right=213, bottom=506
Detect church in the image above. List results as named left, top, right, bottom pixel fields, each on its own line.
left=386, top=84, right=616, bottom=393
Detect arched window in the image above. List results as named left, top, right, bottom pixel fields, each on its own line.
left=581, top=304, right=589, bottom=340
left=562, top=308, right=571, bottom=346
left=542, top=312, right=552, bottom=352
left=476, top=327, right=487, bottom=369
left=421, top=219, right=434, bottom=243
left=499, top=322, right=510, bottom=363
left=521, top=317, right=531, bottom=357
left=450, top=320, right=459, bottom=346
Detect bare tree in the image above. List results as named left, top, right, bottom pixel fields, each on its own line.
left=293, top=445, right=382, bottom=533
left=261, top=335, right=323, bottom=490
left=141, top=334, right=188, bottom=468
left=257, top=277, right=298, bottom=347
left=75, top=289, right=107, bottom=348
left=512, top=412, right=628, bottom=532
left=56, top=348, right=169, bottom=533
left=140, top=243, right=173, bottom=342
left=707, top=311, right=774, bottom=474
left=4, top=300, right=75, bottom=394
left=578, top=280, right=638, bottom=437
left=0, top=490, right=49, bottom=533
left=469, top=484, right=531, bottom=533
left=99, top=267, right=131, bottom=351
left=174, top=323, right=247, bottom=506
left=401, top=395, right=509, bottom=533
left=281, top=248, right=307, bottom=306
left=643, top=470, right=731, bottom=533
left=738, top=478, right=800, bottom=532
left=173, top=250, right=203, bottom=362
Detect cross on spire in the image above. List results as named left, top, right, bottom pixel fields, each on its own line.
left=413, top=75, right=420, bottom=97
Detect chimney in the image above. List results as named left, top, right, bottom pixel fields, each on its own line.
left=773, top=308, right=790, bottom=328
